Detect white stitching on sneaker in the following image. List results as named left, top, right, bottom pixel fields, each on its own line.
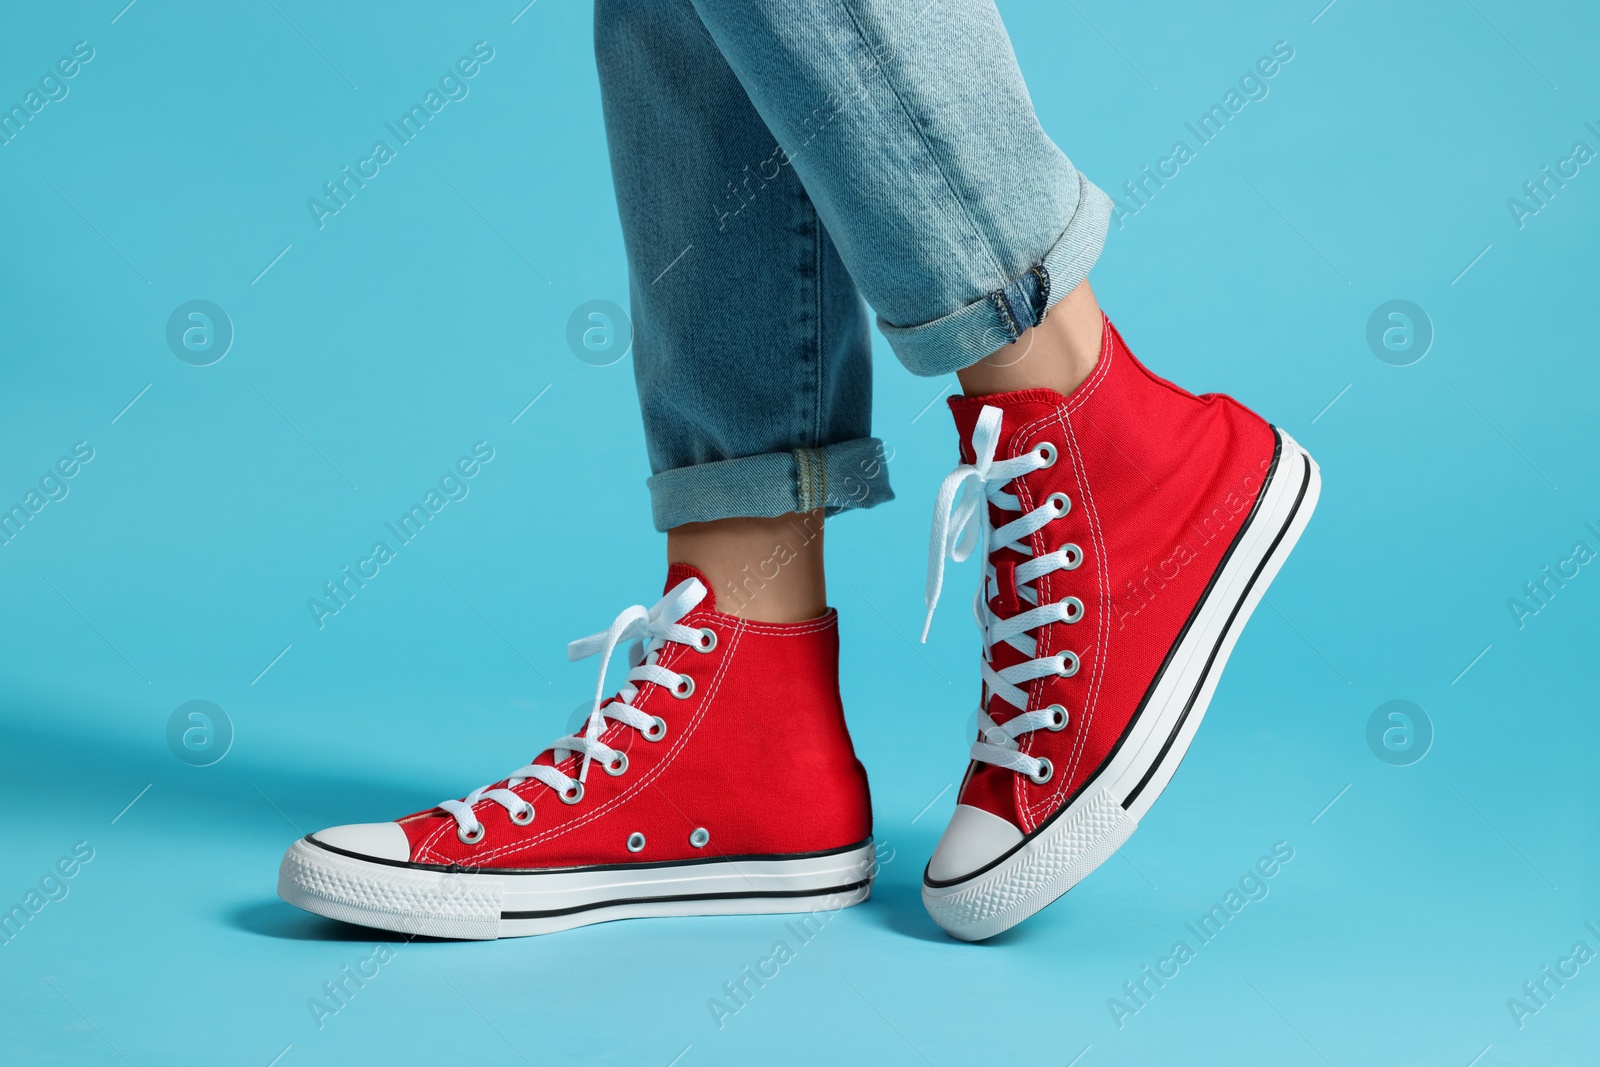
left=999, top=406, right=1110, bottom=830
left=923, top=405, right=1084, bottom=784
left=436, top=578, right=709, bottom=843
left=1029, top=408, right=1110, bottom=827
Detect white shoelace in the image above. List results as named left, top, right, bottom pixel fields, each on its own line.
left=437, top=577, right=711, bottom=841
left=923, top=405, right=1084, bottom=782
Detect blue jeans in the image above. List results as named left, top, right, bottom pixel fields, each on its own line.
left=596, top=0, right=1112, bottom=531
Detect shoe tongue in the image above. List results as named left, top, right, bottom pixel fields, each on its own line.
left=664, top=562, right=716, bottom=612
left=946, top=389, right=1069, bottom=461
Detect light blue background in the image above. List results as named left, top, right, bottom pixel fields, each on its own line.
left=2, top=1, right=1597, bottom=1064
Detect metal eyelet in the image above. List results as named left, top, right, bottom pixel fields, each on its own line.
left=457, top=823, right=485, bottom=845
left=1045, top=704, right=1069, bottom=731
left=1061, top=543, right=1083, bottom=570
left=1045, top=492, right=1071, bottom=516
left=626, top=832, right=646, bottom=853
left=694, top=627, right=718, bottom=653
left=643, top=716, right=667, bottom=742
left=1055, top=651, right=1080, bottom=677
left=671, top=674, right=695, bottom=699
left=1033, top=442, right=1057, bottom=468
left=1029, top=757, right=1054, bottom=784
left=604, top=752, right=629, bottom=777
left=689, top=827, right=710, bottom=848
left=509, top=804, right=535, bottom=826
left=559, top=781, right=585, bottom=805
left=1061, top=596, right=1085, bottom=624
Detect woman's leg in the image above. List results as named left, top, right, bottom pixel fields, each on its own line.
left=597, top=1, right=892, bottom=623
left=684, top=0, right=1113, bottom=383
left=274, top=0, right=885, bottom=937
left=957, top=278, right=1105, bottom=398
left=602, top=0, right=1111, bottom=625
left=667, top=1, right=1319, bottom=940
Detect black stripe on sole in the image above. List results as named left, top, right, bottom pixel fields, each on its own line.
left=305, top=834, right=874, bottom=876
left=1120, top=451, right=1313, bottom=808
left=500, top=879, right=873, bottom=920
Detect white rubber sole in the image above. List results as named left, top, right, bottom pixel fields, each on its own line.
left=279, top=836, right=877, bottom=939
left=923, top=428, right=1321, bottom=941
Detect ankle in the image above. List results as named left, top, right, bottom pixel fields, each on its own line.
left=957, top=279, right=1103, bottom=398
left=666, top=511, right=826, bottom=623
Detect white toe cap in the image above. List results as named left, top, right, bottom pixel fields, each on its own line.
left=311, top=822, right=411, bottom=862
left=927, top=804, right=1023, bottom=883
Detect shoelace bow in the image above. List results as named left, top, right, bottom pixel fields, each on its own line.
left=437, top=577, right=709, bottom=841
left=923, top=406, right=1085, bottom=782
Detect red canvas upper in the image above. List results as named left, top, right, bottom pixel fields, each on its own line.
left=397, top=564, right=873, bottom=867
left=946, top=317, right=1276, bottom=834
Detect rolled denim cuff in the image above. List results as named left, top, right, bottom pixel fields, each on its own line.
left=879, top=174, right=1114, bottom=378
left=647, top=436, right=895, bottom=531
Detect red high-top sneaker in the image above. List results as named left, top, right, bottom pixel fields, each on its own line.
left=278, top=566, right=875, bottom=938
left=919, top=317, right=1319, bottom=940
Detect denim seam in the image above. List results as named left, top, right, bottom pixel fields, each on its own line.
left=648, top=438, right=892, bottom=530
left=989, top=289, right=1020, bottom=343
left=792, top=447, right=827, bottom=512
left=807, top=448, right=827, bottom=510
left=811, top=198, right=826, bottom=449
left=988, top=263, right=1052, bottom=343
left=876, top=176, right=1112, bottom=377
left=674, top=0, right=721, bottom=50
left=834, top=0, right=1007, bottom=288
left=794, top=448, right=814, bottom=511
